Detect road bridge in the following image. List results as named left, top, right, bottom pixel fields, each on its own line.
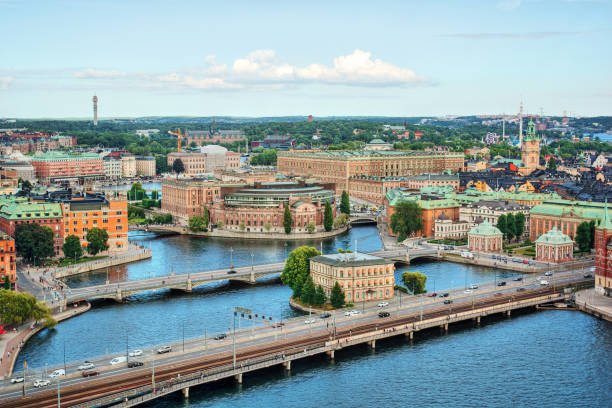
left=63, top=249, right=411, bottom=303
left=4, top=275, right=590, bottom=408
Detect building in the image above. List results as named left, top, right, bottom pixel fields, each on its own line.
left=209, top=181, right=336, bottom=233
left=0, top=200, right=64, bottom=255
left=135, top=156, right=156, bottom=177
left=278, top=150, right=464, bottom=193
left=258, top=134, right=293, bottom=150
left=31, top=152, right=104, bottom=183
left=529, top=199, right=607, bottom=241
left=520, top=118, right=540, bottom=174
left=161, top=178, right=228, bottom=219
left=535, top=228, right=574, bottom=263
left=121, top=154, right=136, bottom=178
left=434, top=214, right=473, bottom=240
left=213, top=168, right=276, bottom=184
left=0, top=168, right=18, bottom=195
left=364, top=138, right=393, bottom=151
left=92, top=95, right=98, bottom=126
left=0, top=161, right=35, bottom=182
left=468, top=221, right=503, bottom=253
left=167, top=152, right=207, bottom=176
left=226, top=151, right=241, bottom=170
left=460, top=199, right=530, bottom=229
left=0, top=232, right=16, bottom=290
left=103, top=157, right=122, bottom=179
left=403, top=174, right=459, bottom=191
left=594, top=202, right=612, bottom=297
left=185, top=129, right=246, bottom=146
left=310, top=252, right=395, bottom=303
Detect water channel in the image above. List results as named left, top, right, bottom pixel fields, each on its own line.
left=15, top=226, right=611, bottom=407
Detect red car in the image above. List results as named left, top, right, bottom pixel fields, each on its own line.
left=82, top=370, right=99, bottom=377
left=427, top=293, right=438, bottom=297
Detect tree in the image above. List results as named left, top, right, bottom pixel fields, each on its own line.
left=280, top=246, right=321, bottom=298
left=15, top=224, right=55, bottom=265
left=86, top=227, right=109, bottom=255
left=300, top=276, right=316, bottom=304
left=547, top=157, right=557, bottom=170
left=340, top=191, right=350, bottom=216
left=330, top=282, right=345, bottom=308
left=239, top=221, right=246, bottom=231
left=402, top=271, right=427, bottom=294
left=506, top=213, right=516, bottom=242
left=588, top=220, right=596, bottom=249
left=283, top=204, right=292, bottom=234
left=172, top=158, right=185, bottom=174
left=19, top=178, right=33, bottom=190
left=314, top=285, right=327, bottom=306
left=202, top=206, right=209, bottom=228
left=390, top=201, right=423, bottom=242
left=576, top=222, right=591, bottom=252
left=217, top=220, right=224, bottom=229
left=306, top=221, right=316, bottom=233
left=264, top=221, right=271, bottom=231
left=497, top=214, right=507, bottom=239
left=250, top=149, right=277, bottom=166
left=63, top=235, right=83, bottom=260
left=334, top=213, right=349, bottom=228
left=0, top=289, right=56, bottom=327
left=323, top=201, right=333, bottom=231
left=514, top=212, right=526, bottom=240
left=3, top=275, right=10, bottom=290
left=189, top=216, right=206, bottom=232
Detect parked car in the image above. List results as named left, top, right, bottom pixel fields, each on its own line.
left=157, top=346, right=172, bottom=354
left=440, top=293, right=450, bottom=298
left=319, top=312, right=331, bottom=319
left=214, top=333, right=227, bottom=340
left=110, top=357, right=127, bottom=365
left=427, top=292, right=438, bottom=297
left=82, top=370, right=99, bottom=377
left=443, top=299, right=453, bottom=305
left=517, top=287, right=526, bottom=292
left=522, top=259, right=528, bottom=264
left=127, top=361, right=144, bottom=368
left=377, top=302, right=389, bottom=307
left=304, top=319, right=315, bottom=324
left=584, top=273, right=594, bottom=278
left=129, top=350, right=143, bottom=357
left=33, top=379, right=50, bottom=388
left=494, top=292, right=503, bottom=297
left=512, top=258, right=521, bottom=263
left=49, top=369, right=65, bottom=378
left=10, top=377, right=24, bottom=383
left=540, top=280, right=550, bottom=286
left=378, top=311, right=390, bottom=318
left=227, top=270, right=237, bottom=274
left=497, top=281, right=506, bottom=286
left=513, top=277, right=523, bottom=281
left=77, top=362, right=95, bottom=371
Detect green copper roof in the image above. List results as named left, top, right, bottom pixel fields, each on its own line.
left=535, top=227, right=573, bottom=245
left=0, top=201, right=63, bottom=220
left=530, top=199, right=608, bottom=220
left=600, top=199, right=612, bottom=230
left=368, top=138, right=386, bottom=144
left=468, top=221, right=502, bottom=236
left=31, top=151, right=101, bottom=161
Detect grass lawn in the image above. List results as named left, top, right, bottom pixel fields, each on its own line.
left=57, top=255, right=108, bottom=267
left=512, top=246, right=535, bottom=257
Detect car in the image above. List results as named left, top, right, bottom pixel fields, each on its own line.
left=544, top=271, right=553, bottom=276
left=304, top=319, right=315, bottom=324
left=227, top=270, right=237, bottom=274
left=497, top=281, right=506, bottom=286
left=110, top=356, right=127, bottom=365
left=319, top=312, right=331, bottom=319
left=464, top=289, right=473, bottom=294
left=513, top=277, right=523, bottom=281
left=33, top=379, right=50, bottom=388
left=344, top=311, right=353, bottom=316
left=469, top=284, right=479, bottom=289
left=127, top=361, right=144, bottom=368
left=77, top=362, right=95, bottom=371
left=82, top=370, right=99, bottom=377
left=128, top=350, right=143, bottom=357
left=427, top=292, right=438, bottom=297
left=528, top=261, right=535, bottom=265
left=517, top=287, right=526, bottom=292
left=540, top=280, right=550, bottom=286
left=10, top=377, right=24, bottom=383
left=214, top=333, right=227, bottom=340
left=494, top=292, right=503, bottom=297
left=49, top=369, right=65, bottom=378
left=440, top=293, right=449, bottom=298
left=512, top=258, right=521, bottom=263
left=377, top=302, right=389, bottom=307
left=584, top=273, right=594, bottom=278
left=443, top=299, right=453, bottom=305
left=157, top=346, right=172, bottom=354
left=378, top=311, right=390, bottom=318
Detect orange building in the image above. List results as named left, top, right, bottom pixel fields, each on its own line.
left=0, top=233, right=16, bottom=290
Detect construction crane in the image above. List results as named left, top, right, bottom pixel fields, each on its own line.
left=168, top=128, right=184, bottom=152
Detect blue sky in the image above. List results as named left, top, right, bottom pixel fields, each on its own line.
left=0, top=0, right=610, bottom=118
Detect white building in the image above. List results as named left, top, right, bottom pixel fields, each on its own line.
left=121, top=155, right=137, bottom=178
left=103, top=157, right=122, bottom=179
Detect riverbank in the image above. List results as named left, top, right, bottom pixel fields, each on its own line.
left=442, top=253, right=595, bottom=274
left=0, top=302, right=91, bottom=379
left=52, top=244, right=152, bottom=279
left=574, top=288, right=612, bottom=322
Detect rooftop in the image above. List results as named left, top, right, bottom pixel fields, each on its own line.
left=311, top=252, right=391, bottom=267
left=468, top=221, right=502, bottom=236
left=535, top=228, right=573, bottom=245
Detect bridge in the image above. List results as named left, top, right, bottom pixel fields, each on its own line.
left=63, top=249, right=414, bottom=303
left=348, top=213, right=379, bottom=225
left=3, top=273, right=591, bottom=408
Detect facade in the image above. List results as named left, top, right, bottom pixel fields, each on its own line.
left=161, top=178, right=228, bottom=219
left=0, top=200, right=64, bottom=255
left=364, top=138, right=393, bottom=151
left=226, top=151, right=241, bottom=170
left=529, top=199, right=607, bottom=241
left=460, top=200, right=531, bottom=229
left=434, top=214, right=473, bottom=240
left=310, top=252, right=395, bottom=303
left=31, top=152, right=105, bottom=182
left=209, top=182, right=336, bottom=233
left=167, top=152, right=207, bottom=176
left=0, top=161, right=36, bottom=181
left=214, top=169, right=276, bottom=184
left=121, top=154, right=137, bottom=178
left=135, top=156, right=156, bottom=177
left=520, top=119, right=540, bottom=174
left=103, top=157, right=122, bottom=179
left=185, top=129, right=245, bottom=146
left=0, top=233, right=16, bottom=290
left=278, top=150, right=464, bottom=193
left=594, top=203, right=612, bottom=296
left=535, top=228, right=573, bottom=263
left=404, top=174, right=459, bottom=191
left=467, top=221, right=503, bottom=253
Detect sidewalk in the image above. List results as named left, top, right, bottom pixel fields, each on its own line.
left=574, top=288, right=612, bottom=322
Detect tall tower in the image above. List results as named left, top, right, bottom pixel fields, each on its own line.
left=595, top=200, right=612, bottom=296
left=518, top=100, right=523, bottom=147
left=521, top=118, right=540, bottom=171
left=92, top=95, right=98, bottom=126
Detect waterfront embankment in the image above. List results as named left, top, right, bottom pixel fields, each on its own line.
left=574, top=288, right=612, bottom=322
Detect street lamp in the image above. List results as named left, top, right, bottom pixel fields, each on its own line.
left=229, top=247, right=234, bottom=270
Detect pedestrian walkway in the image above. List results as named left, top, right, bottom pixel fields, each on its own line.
left=575, top=288, right=612, bottom=322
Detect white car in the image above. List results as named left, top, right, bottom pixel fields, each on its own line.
left=33, top=379, right=50, bottom=388
left=469, top=284, right=479, bottom=289
left=110, top=356, right=127, bottom=365
left=157, top=346, right=172, bottom=354
left=349, top=310, right=360, bottom=316
left=544, top=271, right=553, bottom=276
left=377, top=302, right=389, bottom=307
left=49, top=369, right=65, bottom=378
left=540, top=280, right=550, bottom=285
left=304, top=319, right=315, bottom=324
left=10, top=377, right=24, bottom=383
left=128, top=350, right=143, bottom=357
left=464, top=289, right=473, bottom=294
left=77, top=362, right=95, bottom=371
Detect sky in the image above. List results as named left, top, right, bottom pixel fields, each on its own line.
left=0, top=0, right=610, bottom=118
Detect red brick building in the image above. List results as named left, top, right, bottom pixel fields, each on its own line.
left=595, top=203, right=612, bottom=297
left=31, top=152, right=104, bottom=183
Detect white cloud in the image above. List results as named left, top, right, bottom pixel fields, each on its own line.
left=157, top=73, right=181, bottom=82
left=497, top=0, right=521, bottom=10
left=0, top=76, right=14, bottom=89
left=74, top=69, right=126, bottom=79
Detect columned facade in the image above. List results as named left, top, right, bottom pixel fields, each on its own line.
left=468, top=221, right=503, bottom=253
left=535, top=228, right=573, bottom=263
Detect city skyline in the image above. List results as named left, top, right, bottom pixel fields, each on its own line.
left=0, top=0, right=611, bottom=118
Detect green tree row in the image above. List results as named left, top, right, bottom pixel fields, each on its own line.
left=496, top=213, right=526, bottom=242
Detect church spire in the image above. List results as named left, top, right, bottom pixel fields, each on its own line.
left=601, top=198, right=612, bottom=230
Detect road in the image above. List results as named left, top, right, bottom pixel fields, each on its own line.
left=0, top=266, right=592, bottom=403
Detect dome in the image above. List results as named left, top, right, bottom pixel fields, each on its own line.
left=437, top=213, right=450, bottom=221
left=535, top=227, right=573, bottom=245
left=200, top=144, right=228, bottom=154
left=468, top=221, right=502, bottom=236
left=369, top=138, right=386, bottom=144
